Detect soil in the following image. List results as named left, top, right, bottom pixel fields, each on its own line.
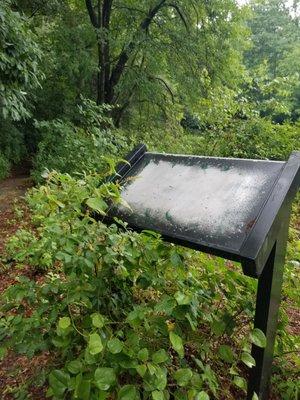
left=0, top=166, right=299, bottom=399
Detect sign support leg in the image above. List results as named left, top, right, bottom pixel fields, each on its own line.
left=247, top=221, right=290, bottom=400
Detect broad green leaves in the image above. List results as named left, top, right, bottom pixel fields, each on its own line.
left=118, top=385, right=138, bottom=400
left=86, top=197, right=108, bottom=215
left=218, top=345, right=234, bottom=363
left=88, top=333, right=103, bottom=355
left=250, top=329, right=267, bottom=348
left=173, top=368, right=193, bottom=387
left=49, top=370, right=70, bottom=397
left=241, top=352, right=256, bottom=368
left=91, top=313, right=105, bottom=328
left=94, top=368, right=116, bottom=390
left=169, top=332, right=184, bottom=358
left=108, top=338, right=123, bottom=354
left=58, top=316, right=71, bottom=330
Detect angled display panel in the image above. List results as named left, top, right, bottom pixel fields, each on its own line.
left=109, top=146, right=300, bottom=277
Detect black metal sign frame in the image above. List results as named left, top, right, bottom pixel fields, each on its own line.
left=108, top=144, right=300, bottom=400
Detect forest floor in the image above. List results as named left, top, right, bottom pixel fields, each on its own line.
left=0, top=168, right=299, bottom=399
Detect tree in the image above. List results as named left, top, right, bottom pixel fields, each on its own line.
left=244, top=0, right=300, bottom=122
left=84, top=0, right=247, bottom=125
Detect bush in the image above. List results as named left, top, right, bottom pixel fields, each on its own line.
left=1, top=171, right=267, bottom=400
left=127, top=118, right=299, bottom=162
left=32, top=119, right=128, bottom=183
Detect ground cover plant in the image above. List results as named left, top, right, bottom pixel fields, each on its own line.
left=0, top=168, right=299, bottom=399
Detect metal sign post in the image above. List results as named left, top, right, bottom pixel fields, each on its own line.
left=107, top=144, right=300, bottom=399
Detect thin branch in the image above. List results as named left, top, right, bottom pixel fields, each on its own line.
left=163, top=3, right=189, bottom=31
left=149, top=75, right=175, bottom=103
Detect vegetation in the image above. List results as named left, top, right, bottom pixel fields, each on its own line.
left=0, top=0, right=299, bottom=399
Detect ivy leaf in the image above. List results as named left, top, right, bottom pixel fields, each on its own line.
left=107, top=337, right=123, bottom=354
left=196, top=392, right=210, bottom=400
left=218, top=345, right=234, bottom=363
left=118, top=385, right=138, bottom=400
left=241, top=352, right=256, bottom=368
left=88, top=333, right=103, bottom=355
left=173, top=368, right=193, bottom=387
left=58, top=317, right=71, bottom=330
left=48, top=370, right=70, bottom=398
left=152, top=349, right=169, bottom=364
left=94, top=368, right=116, bottom=390
left=169, top=332, right=184, bottom=358
left=250, top=329, right=267, bottom=348
left=152, top=391, right=164, bottom=400
left=86, top=197, right=108, bottom=215
left=91, top=313, right=105, bottom=328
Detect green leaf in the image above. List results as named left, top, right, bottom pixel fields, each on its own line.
left=250, top=329, right=267, bottom=348
left=136, top=364, right=147, bottom=377
left=48, top=370, right=70, bottom=397
left=252, top=393, right=259, bottom=400
left=76, top=378, right=91, bottom=400
left=173, top=368, right=193, bottom=387
left=152, top=349, right=169, bottom=364
left=118, top=385, right=138, bottom=400
left=218, top=345, right=234, bottom=363
left=58, top=316, right=71, bottom=330
left=169, top=332, right=184, bottom=358
left=138, top=348, right=149, bottom=362
left=91, top=313, right=105, bottom=328
left=152, top=391, right=164, bottom=400
left=86, top=197, right=108, bottom=214
left=67, top=360, right=83, bottom=374
left=108, top=337, right=123, bottom=354
left=94, top=368, right=116, bottom=390
left=241, top=352, right=256, bottom=368
left=233, top=376, right=247, bottom=391
left=88, top=333, right=103, bottom=355
left=196, top=392, right=210, bottom=400
left=175, top=291, right=192, bottom=305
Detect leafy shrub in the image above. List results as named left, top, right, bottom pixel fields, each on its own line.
left=1, top=171, right=267, bottom=399
left=32, top=119, right=128, bottom=183
left=128, top=117, right=299, bottom=162
left=0, top=151, right=10, bottom=180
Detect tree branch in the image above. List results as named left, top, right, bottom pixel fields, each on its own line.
left=85, top=0, right=100, bottom=28
left=149, top=75, right=175, bottom=103
left=163, top=3, right=189, bottom=31
left=108, top=0, right=168, bottom=102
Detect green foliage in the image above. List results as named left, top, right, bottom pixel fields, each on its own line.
left=0, top=117, right=27, bottom=163
left=31, top=117, right=128, bottom=183
left=0, top=151, right=10, bottom=180
left=0, top=0, right=43, bottom=120
left=1, top=171, right=268, bottom=399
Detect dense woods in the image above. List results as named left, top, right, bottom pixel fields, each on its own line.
left=0, top=0, right=299, bottom=399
